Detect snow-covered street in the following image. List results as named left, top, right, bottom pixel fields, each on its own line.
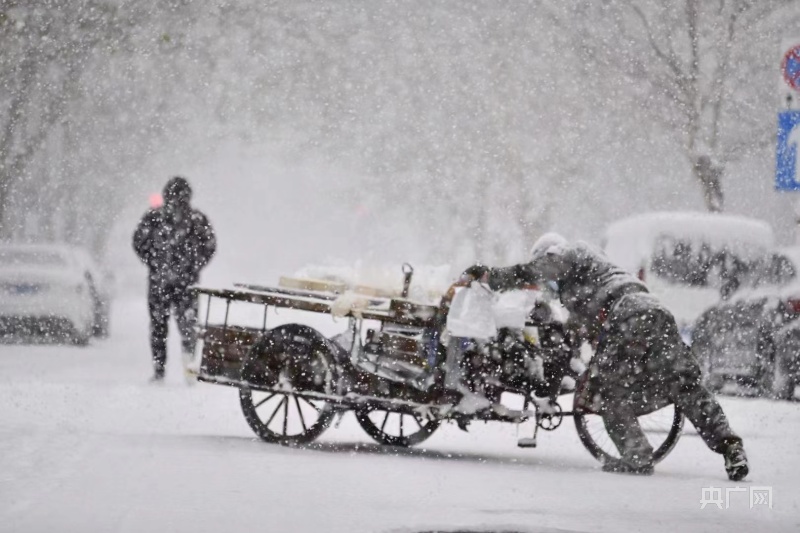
left=1, top=297, right=797, bottom=533
left=5, top=0, right=800, bottom=530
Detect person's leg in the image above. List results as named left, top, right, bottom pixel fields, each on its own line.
left=656, top=317, right=742, bottom=452
left=148, top=282, right=170, bottom=378
left=602, top=395, right=654, bottom=469
left=672, top=369, right=742, bottom=451
left=596, top=310, right=656, bottom=471
left=654, top=312, right=748, bottom=480
left=174, top=285, right=198, bottom=356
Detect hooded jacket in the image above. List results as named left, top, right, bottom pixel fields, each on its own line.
left=133, top=197, right=216, bottom=287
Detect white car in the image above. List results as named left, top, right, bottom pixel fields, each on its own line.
left=603, top=211, right=776, bottom=339
left=0, top=244, right=111, bottom=344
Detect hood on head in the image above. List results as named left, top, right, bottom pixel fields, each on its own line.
left=530, top=232, right=567, bottom=261
left=163, top=176, right=192, bottom=208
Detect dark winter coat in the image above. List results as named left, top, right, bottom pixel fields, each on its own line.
left=475, top=242, right=742, bottom=456
left=484, top=241, right=647, bottom=333
left=133, top=204, right=216, bottom=287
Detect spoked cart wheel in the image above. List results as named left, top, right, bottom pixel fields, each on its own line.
left=355, top=407, right=441, bottom=447
left=573, top=373, right=685, bottom=464
left=239, top=324, right=338, bottom=445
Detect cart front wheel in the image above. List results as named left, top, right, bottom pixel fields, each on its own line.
left=240, top=325, right=337, bottom=445
left=356, top=407, right=440, bottom=447
left=573, top=373, right=684, bottom=464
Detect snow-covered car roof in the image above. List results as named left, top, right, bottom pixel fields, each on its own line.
left=726, top=246, right=800, bottom=305
left=0, top=243, right=76, bottom=266
left=0, top=243, right=105, bottom=275
left=779, top=245, right=800, bottom=270
left=603, top=211, right=774, bottom=273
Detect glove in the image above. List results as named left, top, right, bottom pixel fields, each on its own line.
left=461, top=264, right=490, bottom=283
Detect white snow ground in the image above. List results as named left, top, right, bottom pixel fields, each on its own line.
left=1, top=297, right=798, bottom=533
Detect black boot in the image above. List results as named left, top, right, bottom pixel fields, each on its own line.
left=455, top=416, right=471, bottom=432
left=149, top=364, right=165, bottom=383
left=602, top=457, right=654, bottom=476
left=724, top=442, right=749, bottom=481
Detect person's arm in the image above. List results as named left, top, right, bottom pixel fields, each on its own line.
left=132, top=212, right=155, bottom=265
left=499, top=244, right=575, bottom=291
left=486, top=263, right=540, bottom=292
left=194, top=212, right=217, bottom=269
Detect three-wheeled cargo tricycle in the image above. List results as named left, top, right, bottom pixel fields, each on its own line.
left=193, top=266, right=684, bottom=463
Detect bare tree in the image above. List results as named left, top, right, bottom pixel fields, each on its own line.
left=0, top=0, right=199, bottom=254
left=1, top=1, right=117, bottom=236
left=575, top=0, right=798, bottom=212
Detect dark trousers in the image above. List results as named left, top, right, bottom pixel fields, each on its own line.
left=148, top=281, right=198, bottom=371
left=596, top=293, right=741, bottom=466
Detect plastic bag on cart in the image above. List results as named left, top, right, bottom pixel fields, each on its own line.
left=492, top=290, right=536, bottom=329
left=446, top=282, right=496, bottom=339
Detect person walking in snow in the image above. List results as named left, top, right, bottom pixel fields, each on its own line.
left=133, top=176, right=216, bottom=382
left=459, top=233, right=748, bottom=481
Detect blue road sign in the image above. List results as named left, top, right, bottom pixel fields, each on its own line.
left=776, top=110, right=800, bottom=191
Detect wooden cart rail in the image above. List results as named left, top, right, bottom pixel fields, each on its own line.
left=192, top=286, right=438, bottom=329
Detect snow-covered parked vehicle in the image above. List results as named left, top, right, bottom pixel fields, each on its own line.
left=691, top=248, right=800, bottom=400
left=193, top=266, right=685, bottom=464
left=603, top=212, right=776, bottom=340
left=0, top=244, right=112, bottom=344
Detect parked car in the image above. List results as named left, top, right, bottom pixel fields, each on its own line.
left=72, top=247, right=113, bottom=338
left=0, top=244, right=112, bottom=344
left=603, top=211, right=776, bottom=339
left=691, top=247, right=800, bottom=400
